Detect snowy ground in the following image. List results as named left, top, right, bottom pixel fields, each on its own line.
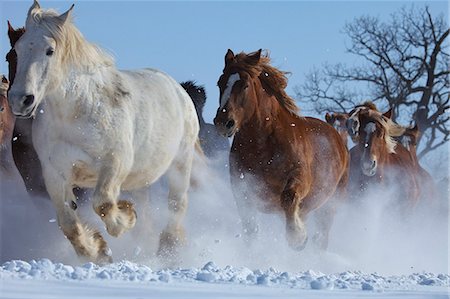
left=1, top=155, right=449, bottom=298
left=1, top=259, right=449, bottom=298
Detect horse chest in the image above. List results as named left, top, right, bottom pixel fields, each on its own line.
left=230, top=138, right=290, bottom=199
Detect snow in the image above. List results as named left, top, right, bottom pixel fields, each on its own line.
left=1, top=259, right=449, bottom=298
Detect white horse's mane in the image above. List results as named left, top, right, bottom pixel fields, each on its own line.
left=28, top=7, right=114, bottom=71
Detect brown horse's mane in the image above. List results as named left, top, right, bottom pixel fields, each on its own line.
left=230, top=51, right=300, bottom=115
left=365, top=110, right=406, bottom=153
left=357, top=101, right=378, bottom=111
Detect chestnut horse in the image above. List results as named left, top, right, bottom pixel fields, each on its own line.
left=6, top=21, right=48, bottom=198
left=180, top=81, right=229, bottom=160
left=325, top=112, right=349, bottom=146
left=354, top=109, right=421, bottom=210
left=0, top=76, right=17, bottom=178
left=214, top=49, right=349, bottom=250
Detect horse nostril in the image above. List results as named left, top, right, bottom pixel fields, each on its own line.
left=225, top=119, right=235, bottom=129
left=23, top=94, right=35, bottom=107
left=372, top=160, right=377, bottom=168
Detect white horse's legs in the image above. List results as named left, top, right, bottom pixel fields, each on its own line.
left=43, top=165, right=112, bottom=264
left=157, top=147, right=193, bottom=259
left=92, top=152, right=137, bottom=237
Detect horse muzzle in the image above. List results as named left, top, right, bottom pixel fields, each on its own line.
left=214, top=114, right=236, bottom=137
left=9, top=93, right=37, bottom=118
left=361, top=159, right=377, bottom=176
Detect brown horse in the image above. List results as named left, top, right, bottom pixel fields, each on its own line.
left=214, top=49, right=349, bottom=250
left=6, top=21, right=48, bottom=198
left=0, top=76, right=17, bottom=178
left=398, top=125, right=436, bottom=202
left=353, top=108, right=421, bottom=210
left=325, top=112, right=349, bottom=146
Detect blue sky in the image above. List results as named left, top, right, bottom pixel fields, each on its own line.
left=1, top=1, right=448, bottom=122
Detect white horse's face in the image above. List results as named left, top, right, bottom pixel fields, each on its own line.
left=8, top=27, right=57, bottom=118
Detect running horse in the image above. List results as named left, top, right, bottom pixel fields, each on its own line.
left=325, top=112, right=349, bottom=146
left=181, top=81, right=229, bottom=159
left=214, top=49, right=349, bottom=250
left=9, top=1, right=199, bottom=263
left=354, top=109, right=421, bottom=210
left=0, top=76, right=17, bottom=178
left=7, top=20, right=49, bottom=198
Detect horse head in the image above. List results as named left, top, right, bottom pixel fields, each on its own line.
left=346, top=101, right=379, bottom=142
left=357, top=109, right=400, bottom=176
left=214, top=49, right=264, bottom=137
left=325, top=112, right=349, bottom=143
left=8, top=1, right=74, bottom=118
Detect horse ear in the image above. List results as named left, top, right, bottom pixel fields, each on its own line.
left=225, top=49, right=235, bottom=65
left=27, top=0, right=41, bottom=17
left=7, top=20, right=14, bottom=33
left=383, top=108, right=393, bottom=119
left=325, top=112, right=331, bottom=123
left=57, top=4, right=75, bottom=25
left=7, top=20, right=15, bottom=42
left=247, top=49, right=262, bottom=65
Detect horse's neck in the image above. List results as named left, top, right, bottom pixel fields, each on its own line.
left=237, top=90, right=290, bottom=146
left=46, top=66, right=117, bottom=119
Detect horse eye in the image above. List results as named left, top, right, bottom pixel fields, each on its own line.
left=46, top=48, right=54, bottom=56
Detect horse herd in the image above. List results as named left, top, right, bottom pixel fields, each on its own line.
left=0, top=2, right=435, bottom=264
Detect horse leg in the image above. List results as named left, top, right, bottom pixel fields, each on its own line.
left=313, top=169, right=348, bottom=250
left=130, top=187, right=153, bottom=255
left=232, top=187, right=259, bottom=241
left=157, top=147, right=193, bottom=259
left=92, top=152, right=137, bottom=238
left=281, top=176, right=311, bottom=251
left=42, top=165, right=112, bottom=264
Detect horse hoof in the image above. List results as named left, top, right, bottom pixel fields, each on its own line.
left=97, top=200, right=137, bottom=237
left=288, top=235, right=308, bottom=252
left=157, top=228, right=185, bottom=262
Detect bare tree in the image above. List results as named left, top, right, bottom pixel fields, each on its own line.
left=296, top=5, right=449, bottom=159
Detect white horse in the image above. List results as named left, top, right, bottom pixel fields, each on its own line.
left=8, top=1, right=199, bottom=264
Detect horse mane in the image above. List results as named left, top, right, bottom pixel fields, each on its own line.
left=180, top=81, right=206, bottom=113
left=368, top=110, right=406, bottom=154
left=357, top=101, right=378, bottom=111
left=27, top=8, right=114, bottom=71
left=232, top=51, right=299, bottom=115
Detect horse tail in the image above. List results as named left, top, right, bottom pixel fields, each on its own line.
left=180, top=81, right=206, bottom=123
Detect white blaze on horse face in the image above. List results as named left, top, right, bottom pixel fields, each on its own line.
left=220, top=73, right=240, bottom=109
left=364, top=122, right=376, bottom=147
left=333, top=120, right=341, bottom=130
left=347, top=107, right=364, bottom=135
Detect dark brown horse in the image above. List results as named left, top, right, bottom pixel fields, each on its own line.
left=180, top=81, right=229, bottom=160
left=353, top=108, right=421, bottom=210
left=214, top=49, right=349, bottom=250
left=6, top=21, right=48, bottom=198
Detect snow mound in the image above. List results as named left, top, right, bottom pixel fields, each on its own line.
left=1, top=259, right=449, bottom=292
